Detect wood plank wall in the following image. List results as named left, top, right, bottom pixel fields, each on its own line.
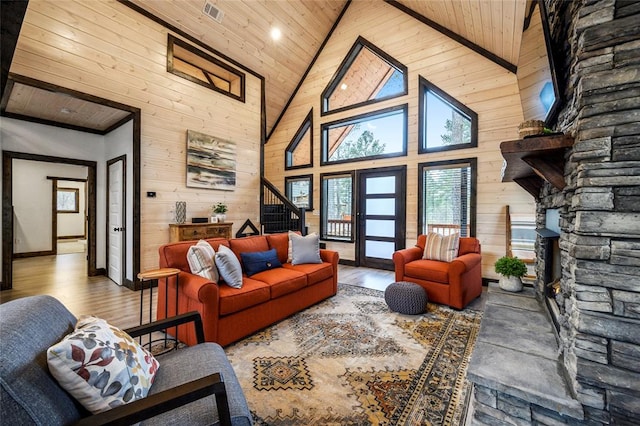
left=10, top=0, right=262, bottom=272
left=264, top=0, right=535, bottom=279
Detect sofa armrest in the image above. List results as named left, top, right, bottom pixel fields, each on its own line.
left=169, top=272, right=221, bottom=345
left=320, top=249, right=339, bottom=266
left=392, top=246, right=423, bottom=282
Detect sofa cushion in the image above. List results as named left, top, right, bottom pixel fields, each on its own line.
left=250, top=267, right=307, bottom=299
left=266, top=232, right=290, bottom=264
left=289, top=232, right=322, bottom=265
left=404, top=259, right=450, bottom=284
left=284, top=262, right=333, bottom=286
left=240, top=249, right=282, bottom=276
left=187, top=240, right=219, bottom=282
left=47, top=316, right=159, bottom=414
left=229, top=236, right=269, bottom=261
left=215, top=245, right=243, bottom=288
left=218, top=278, right=271, bottom=316
left=422, top=232, right=460, bottom=262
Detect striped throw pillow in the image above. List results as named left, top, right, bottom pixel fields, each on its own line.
left=422, top=232, right=460, bottom=262
left=187, top=240, right=219, bottom=282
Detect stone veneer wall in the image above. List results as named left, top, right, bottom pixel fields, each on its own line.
left=535, top=0, right=640, bottom=424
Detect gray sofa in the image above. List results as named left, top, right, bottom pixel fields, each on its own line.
left=0, top=295, right=252, bottom=425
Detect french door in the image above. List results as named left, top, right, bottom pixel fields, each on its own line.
left=356, top=166, right=406, bottom=270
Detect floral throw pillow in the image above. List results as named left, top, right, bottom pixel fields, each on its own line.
left=47, top=316, right=159, bottom=414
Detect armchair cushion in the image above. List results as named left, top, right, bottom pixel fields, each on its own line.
left=422, top=232, right=460, bottom=262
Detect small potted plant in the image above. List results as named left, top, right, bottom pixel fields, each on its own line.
left=494, top=256, right=527, bottom=292
left=212, top=202, right=228, bottom=223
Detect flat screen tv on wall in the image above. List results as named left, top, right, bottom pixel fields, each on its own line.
left=516, top=0, right=562, bottom=127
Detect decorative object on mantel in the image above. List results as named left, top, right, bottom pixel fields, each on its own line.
left=494, top=256, right=527, bottom=292
left=211, top=202, right=228, bottom=223
left=175, top=201, right=186, bottom=224
left=518, top=120, right=546, bottom=138
left=186, top=130, right=236, bottom=191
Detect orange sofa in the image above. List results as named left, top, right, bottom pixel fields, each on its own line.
left=392, top=235, right=482, bottom=309
left=157, top=232, right=339, bottom=346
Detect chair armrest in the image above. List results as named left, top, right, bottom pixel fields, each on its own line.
left=320, top=249, right=339, bottom=265
left=125, top=311, right=205, bottom=344
left=393, top=246, right=423, bottom=282
left=450, top=253, right=482, bottom=275
left=75, top=373, right=231, bottom=426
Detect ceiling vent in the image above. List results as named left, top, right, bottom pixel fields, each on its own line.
left=203, top=1, right=224, bottom=23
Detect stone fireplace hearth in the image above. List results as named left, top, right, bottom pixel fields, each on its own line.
left=468, top=1, right=639, bottom=424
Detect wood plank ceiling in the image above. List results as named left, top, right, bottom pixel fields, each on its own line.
left=2, top=0, right=528, bottom=135
left=122, top=0, right=528, bottom=134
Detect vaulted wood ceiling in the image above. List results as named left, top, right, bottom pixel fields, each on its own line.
left=130, top=0, right=528, bottom=134
left=3, top=0, right=529, bottom=135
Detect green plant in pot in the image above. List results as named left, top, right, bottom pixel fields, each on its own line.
left=494, top=256, right=527, bottom=292
left=212, top=202, right=228, bottom=222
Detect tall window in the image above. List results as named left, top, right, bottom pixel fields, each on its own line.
left=418, top=159, right=476, bottom=237
left=321, top=105, right=407, bottom=165
left=285, top=110, right=313, bottom=170
left=320, top=172, right=354, bottom=241
left=321, top=37, right=407, bottom=115
left=419, top=77, right=477, bottom=153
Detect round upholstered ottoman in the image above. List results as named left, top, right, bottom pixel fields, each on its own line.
left=384, top=281, right=428, bottom=314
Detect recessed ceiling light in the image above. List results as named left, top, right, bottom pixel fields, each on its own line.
left=340, top=83, right=348, bottom=90
left=270, top=27, right=281, bottom=41
left=60, top=108, right=75, bottom=114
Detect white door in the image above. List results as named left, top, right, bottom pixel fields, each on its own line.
left=108, top=159, right=124, bottom=285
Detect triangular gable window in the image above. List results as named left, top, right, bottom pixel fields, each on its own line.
left=285, top=110, right=313, bottom=170
left=321, top=36, right=407, bottom=115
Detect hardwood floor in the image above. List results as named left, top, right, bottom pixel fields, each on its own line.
left=0, top=253, right=397, bottom=331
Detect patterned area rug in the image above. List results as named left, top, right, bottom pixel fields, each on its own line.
left=225, top=284, right=482, bottom=425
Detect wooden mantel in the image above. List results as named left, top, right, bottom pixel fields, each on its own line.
left=500, top=134, right=575, bottom=197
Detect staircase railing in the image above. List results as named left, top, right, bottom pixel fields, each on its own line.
left=261, top=177, right=306, bottom=235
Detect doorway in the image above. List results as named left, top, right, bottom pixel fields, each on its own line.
left=356, top=166, right=406, bottom=270
left=107, top=156, right=126, bottom=285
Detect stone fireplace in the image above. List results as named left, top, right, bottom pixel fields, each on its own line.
left=468, top=1, right=639, bottom=424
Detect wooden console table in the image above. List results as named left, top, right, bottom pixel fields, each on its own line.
left=169, top=222, right=232, bottom=242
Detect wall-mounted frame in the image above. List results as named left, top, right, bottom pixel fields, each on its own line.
left=186, top=130, right=236, bottom=191
left=57, top=187, right=79, bottom=213
left=285, top=174, right=313, bottom=210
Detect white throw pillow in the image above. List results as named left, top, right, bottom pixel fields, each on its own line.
left=289, top=232, right=322, bottom=265
left=422, top=232, right=460, bottom=262
left=47, top=316, right=159, bottom=414
left=186, top=240, right=218, bottom=282
left=215, top=244, right=243, bottom=288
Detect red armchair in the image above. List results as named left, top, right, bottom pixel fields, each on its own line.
left=392, top=235, right=482, bottom=309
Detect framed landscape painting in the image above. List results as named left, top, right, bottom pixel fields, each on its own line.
left=186, top=130, right=236, bottom=191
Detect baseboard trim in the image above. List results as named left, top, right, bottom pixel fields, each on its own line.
left=338, top=259, right=356, bottom=267
left=482, top=277, right=498, bottom=286
left=57, top=235, right=85, bottom=240
left=13, top=250, right=55, bottom=258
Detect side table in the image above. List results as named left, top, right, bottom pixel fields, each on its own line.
left=137, top=268, right=181, bottom=351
